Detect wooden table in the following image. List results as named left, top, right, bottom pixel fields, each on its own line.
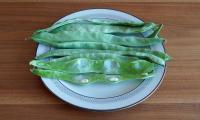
left=0, top=2, right=199, bottom=120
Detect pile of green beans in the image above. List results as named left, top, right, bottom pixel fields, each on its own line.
left=30, top=18, right=171, bottom=85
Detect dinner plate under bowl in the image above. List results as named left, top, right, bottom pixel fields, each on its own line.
left=36, top=9, right=166, bottom=111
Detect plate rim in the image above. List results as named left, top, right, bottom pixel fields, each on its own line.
left=35, top=8, right=167, bottom=111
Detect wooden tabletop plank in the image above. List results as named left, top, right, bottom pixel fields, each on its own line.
left=1, top=0, right=200, bottom=2
left=0, top=104, right=199, bottom=120
left=0, top=2, right=199, bottom=120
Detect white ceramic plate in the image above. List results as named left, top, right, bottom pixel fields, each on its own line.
left=36, top=9, right=166, bottom=111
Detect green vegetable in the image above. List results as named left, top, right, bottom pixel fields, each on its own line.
left=31, top=68, right=154, bottom=85
left=49, top=53, right=139, bottom=62
left=36, top=49, right=138, bottom=59
left=49, top=22, right=157, bottom=34
left=30, top=58, right=154, bottom=75
left=148, top=24, right=163, bottom=38
left=32, top=40, right=137, bottom=50
left=32, top=30, right=164, bottom=47
left=55, top=18, right=144, bottom=26
left=29, top=18, right=171, bottom=85
left=36, top=49, right=170, bottom=66
left=31, top=40, right=168, bottom=65
left=38, top=18, right=145, bottom=33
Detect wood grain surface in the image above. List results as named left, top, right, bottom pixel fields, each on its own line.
left=1, top=0, right=200, bottom=3
left=0, top=2, right=199, bottom=120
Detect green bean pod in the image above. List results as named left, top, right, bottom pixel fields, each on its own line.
left=30, top=58, right=154, bottom=75
left=31, top=68, right=154, bottom=85
left=40, top=18, right=146, bottom=33
left=36, top=49, right=170, bottom=65
left=32, top=30, right=164, bottom=47
left=49, top=22, right=157, bottom=34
